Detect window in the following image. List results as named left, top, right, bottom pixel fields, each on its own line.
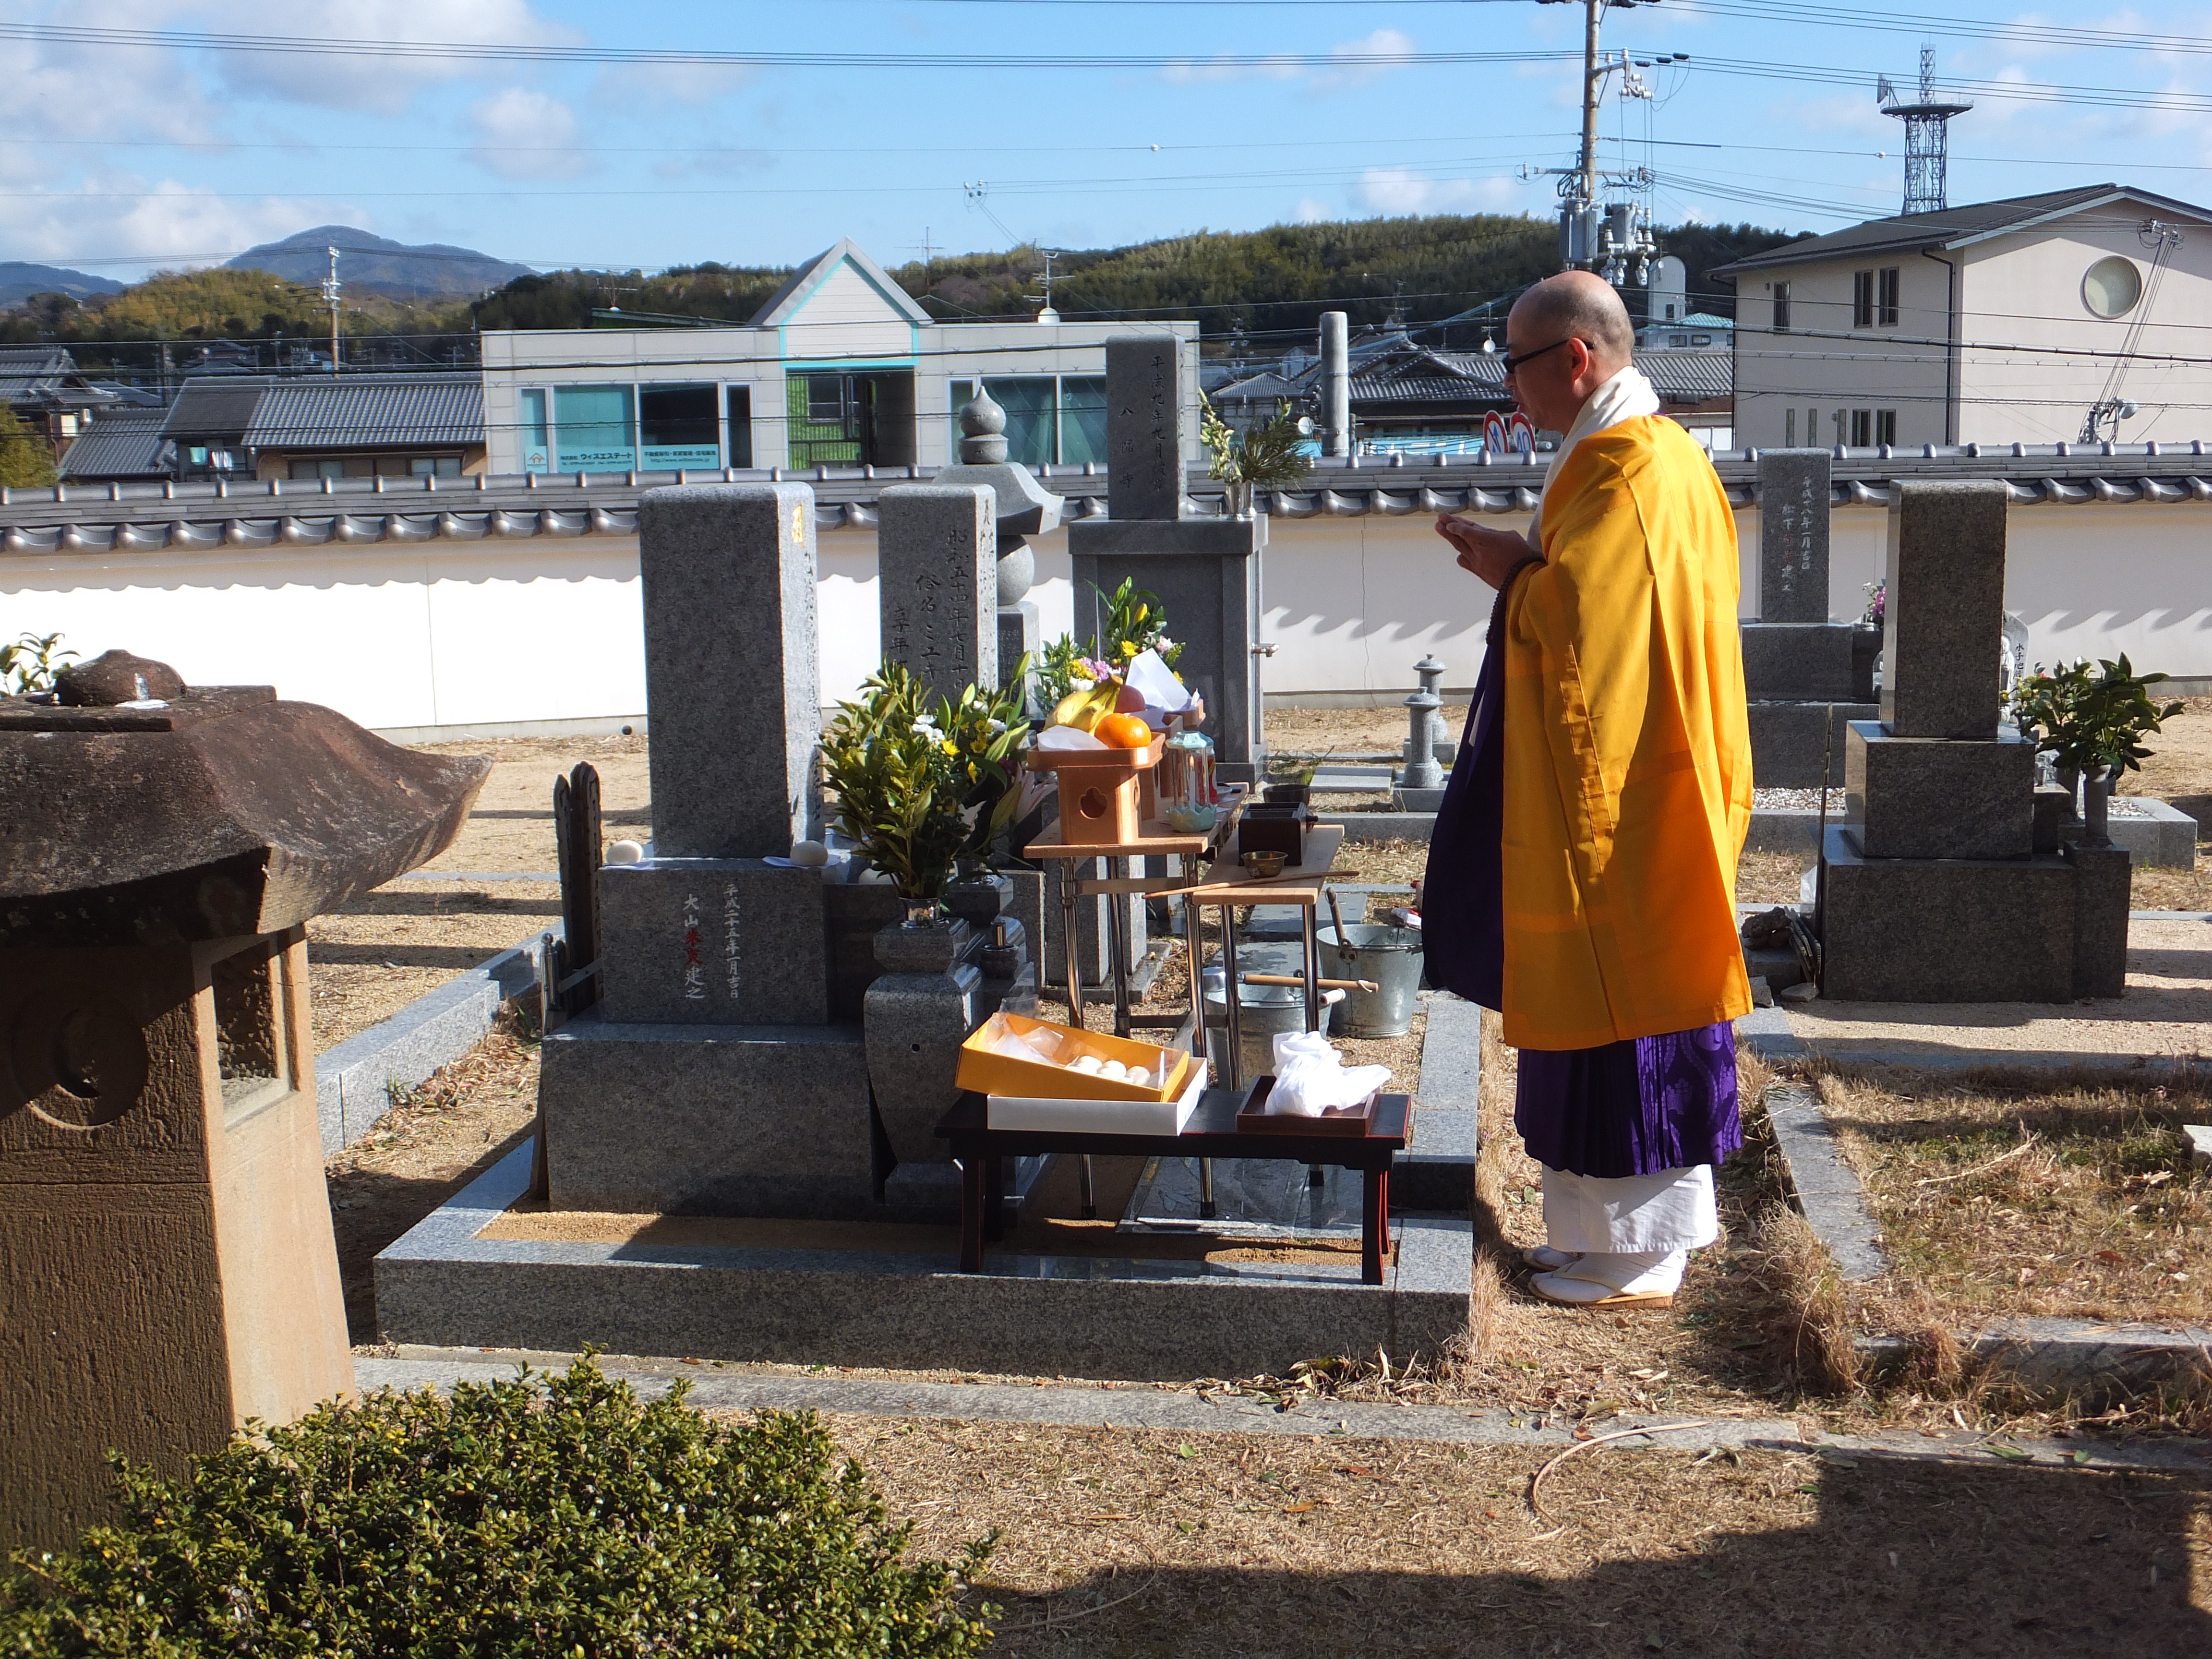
left=1853, top=269, right=1875, bottom=329
left=1850, top=409, right=1873, bottom=447
left=2082, top=256, right=2143, bottom=319
left=1875, top=410, right=1898, bottom=446
left=1691, top=334, right=1713, bottom=346
left=518, top=387, right=549, bottom=472
left=552, top=385, right=636, bottom=471
left=408, top=456, right=464, bottom=478
left=1785, top=409, right=1796, bottom=445
left=947, top=374, right=1108, bottom=468
left=726, top=384, right=752, bottom=469
left=1773, top=282, right=1791, bottom=333
left=1877, top=267, right=1900, bottom=327
left=806, top=375, right=848, bottom=426
left=639, top=383, right=720, bottom=469
left=1059, top=376, right=1107, bottom=467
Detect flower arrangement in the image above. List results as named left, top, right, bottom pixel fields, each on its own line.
left=1199, top=394, right=1313, bottom=497
left=1091, top=577, right=1180, bottom=670
left=821, top=661, right=1032, bottom=909
left=2008, top=654, right=2183, bottom=781
left=1860, top=578, right=1885, bottom=627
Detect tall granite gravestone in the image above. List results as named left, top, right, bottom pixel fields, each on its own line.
left=878, top=481, right=997, bottom=705
left=541, top=484, right=881, bottom=1216
left=1821, top=482, right=2129, bottom=1001
left=1069, top=335, right=1266, bottom=780
left=0, top=663, right=485, bottom=1551
left=1741, top=450, right=1879, bottom=787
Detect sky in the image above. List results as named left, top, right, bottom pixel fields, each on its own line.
left=5, top=0, right=2211, bottom=286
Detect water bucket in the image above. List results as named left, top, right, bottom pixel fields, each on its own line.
left=1316, top=925, right=1425, bottom=1037
left=1202, top=980, right=1322, bottom=1084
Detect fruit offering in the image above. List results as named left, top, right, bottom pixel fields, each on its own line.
left=1094, top=712, right=1152, bottom=749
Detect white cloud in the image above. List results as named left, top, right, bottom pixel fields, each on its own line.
left=599, top=60, right=755, bottom=107
left=203, top=0, right=580, bottom=116
left=1166, top=26, right=1417, bottom=93
left=1293, top=197, right=1331, bottom=224
left=467, top=87, right=589, bottom=180
left=1356, top=168, right=1521, bottom=216
left=0, top=169, right=360, bottom=276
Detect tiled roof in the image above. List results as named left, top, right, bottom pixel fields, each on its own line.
left=0, top=347, right=74, bottom=401
left=162, top=376, right=275, bottom=442
left=56, top=408, right=171, bottom=481
left=243, top=375, right=482, bottom=449
left=1711, top=184, right=2212, bottom=276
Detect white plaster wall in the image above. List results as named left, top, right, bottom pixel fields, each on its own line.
left=1732, top=253, right=1954, bottom=449
left=4, top=505, right=2200, bottom=736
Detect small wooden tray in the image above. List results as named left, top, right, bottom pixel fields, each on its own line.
left=1234, top=1075, right=1380, bottom=1136
left=1026, top=734, right=1165, bottom=772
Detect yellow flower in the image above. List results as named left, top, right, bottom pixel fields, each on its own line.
left=1134, top=603, right=1148, bottom=624
left=940, top=740, right=959, bottom=756
left=1120, top=640, right=1138, bottom=658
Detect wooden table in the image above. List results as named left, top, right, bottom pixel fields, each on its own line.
left=1180, top=823, right=1348, bottom=1091
left=936, top=1086, right=1409, bottom=1284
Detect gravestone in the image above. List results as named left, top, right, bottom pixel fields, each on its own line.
left=877, top=481, right=997, bottom=705
left=1070, top=335, right=1266, bottom=780
left=1821, top=481, right=2128, bottom=1003
left=0, top=665, right=485, bottom=1552
left=927, top=389, right=1063, bottom=703
left=541, top=483, right=878, bottom=1217
left=1741, top=450, right=1878, bottom=787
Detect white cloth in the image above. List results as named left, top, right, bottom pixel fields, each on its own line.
left=1530, top=363, right=1662, bottom=544
left=1534, top=1248, right=1689, bottom=1301
left=1540, top=1162, right=1717, bottom=1254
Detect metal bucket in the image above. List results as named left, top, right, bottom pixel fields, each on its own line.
left=1202, top=980, right=1315, bottom=1085
left=1317, top=925, right=1425, bottom=1037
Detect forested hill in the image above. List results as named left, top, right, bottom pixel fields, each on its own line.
left=468, top=215, right=1807, bottom=337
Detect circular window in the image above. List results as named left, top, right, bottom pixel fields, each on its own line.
left=2082, top=256, right=2142, bottom=319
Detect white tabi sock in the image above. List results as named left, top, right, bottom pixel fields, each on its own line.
left=1548, top=1247, right=1689, bottom=1296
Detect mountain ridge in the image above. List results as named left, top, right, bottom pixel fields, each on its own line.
left=225, top=227, right=534, bottom=298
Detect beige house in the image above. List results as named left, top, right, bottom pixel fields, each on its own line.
left=1717, top=185, right=2212, bottom=448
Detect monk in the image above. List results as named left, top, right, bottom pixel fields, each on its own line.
left=1424, top=271, right=1753, bottom=1310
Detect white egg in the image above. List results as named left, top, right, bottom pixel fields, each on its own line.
left=1099, top=1060, right=1128, bottom=1081
left=1072, top=1055, right=1104, bottom=1074
left=789, top=839, right=829, bottom=867
left=1127, top=1067, right=1150, bottom=1088
left=604, top=840, right=645, bottom=866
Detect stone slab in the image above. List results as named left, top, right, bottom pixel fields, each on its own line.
left=1820, top=826, right=2079, bottom=1003
left=1105, top=335, right=1191, bottom=521
left=1764, top=1084, right=1887, bottom=1282
left=1844, top=722, right=2035, bottom=861
left=1756, top=448, right=1832, bottom=624
left=1880, top=481, right=2009, bottom=740
left=998, top=601, right=1040, bottom=703
left=1393, top=787, right=1447, bottom=813
left=538, top=1011, right=875, bottom=1217
left=877, top=482, right=997, bottom=706
left=637, top=484, right=820, bottom=858
left=313, top=928, right=547, bottom=1154
left=1740, top=623, right=1858, bottom=702
left=596, top=859, right=829, bottom=1026
left=374, top=1141, right=1473, bottom=1382
left=2106, top=796, right=2200, bottom=869
left=1309, top=764, right=1395, bottom=792
left=1747, top=701, right=1879, bottom=790
left=1068, top=515, right=1267, bottom=774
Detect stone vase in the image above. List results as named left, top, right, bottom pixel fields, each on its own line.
left=864, top=916, right=980, bottom=1167
left=1223, top=480, right=1254, bottom=519
left=2081, top=766, right=2112, bottom=846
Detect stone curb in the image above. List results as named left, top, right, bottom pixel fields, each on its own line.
left=1763, top=1082, right=2212, bottom=1402
left=356, top=1347, right=2212, bottom=1473
left=313, top=926, right=554, bottom=1155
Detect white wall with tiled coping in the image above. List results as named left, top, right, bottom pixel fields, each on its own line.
left=2, top=503, right=2205, bottom=736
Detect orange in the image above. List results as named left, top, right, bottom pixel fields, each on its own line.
left=1094, top=713, right=1152, bottom=749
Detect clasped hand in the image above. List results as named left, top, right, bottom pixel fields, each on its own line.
left=1434, top=512, right=1538, bottom=591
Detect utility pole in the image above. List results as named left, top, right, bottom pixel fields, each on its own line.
left=1534, top=0, right=1664, bottom=285
left=1578, top=0, right=1602, bottom=216
left=322, top=246, right=342, bottom=374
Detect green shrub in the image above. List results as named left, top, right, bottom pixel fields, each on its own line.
left=1, top=1358, right=995, bottom=1657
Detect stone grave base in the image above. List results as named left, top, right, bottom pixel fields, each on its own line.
left=375, top=1142, right=1472, bottom=1382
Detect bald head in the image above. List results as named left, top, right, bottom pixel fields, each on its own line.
left=1510, top=271, right=1635, bottom=371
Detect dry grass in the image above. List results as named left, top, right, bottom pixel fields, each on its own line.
left=1815, top=1068, right=2212, bottom=1329
left=1736, top=849, right=1811, bottom=906
left=803, top=1414, right=2212, bottom=1657
left=1265, top=704, right=1467, bottom=757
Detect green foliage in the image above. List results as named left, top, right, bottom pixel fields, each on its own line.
left=0, top=1356, right=996, bottom=1657
left=822, top=662, right=1031, bottom=901
left=1092, top=577, right=1180, bottom=669
left=81, top=267, right=331, bottom=342
left=0, top=407, right=56, bottom=489
left=1200, top=394, right=1311, bottom=489
left=0, top=631, right=74, bottom=694
left=2010, top=654, right=2185, bottom=777
left=1035, top=633, right=1093, bottom=706
left=471, top=264, right=791, bottom=332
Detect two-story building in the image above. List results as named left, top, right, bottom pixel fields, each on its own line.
left=1717, top=184, right=2212, bottom=448
left=478, top=239, right=1201, bottom=476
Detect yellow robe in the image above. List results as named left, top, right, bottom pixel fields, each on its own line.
left=1499, top=414, right=1753, bottom=1051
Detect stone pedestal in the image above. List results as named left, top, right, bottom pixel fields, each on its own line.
left=1743, top=450, right=1865, bottom=787
left=1069, top=516, right=1267, bottom=778
left=1742, top=623, right=1860, bottom=702
left=1843, top=722, right=2035, bottom=860
left=1747, top=700, right=1878, bottom=790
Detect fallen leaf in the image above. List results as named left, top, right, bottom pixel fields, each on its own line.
left=1984, top=1443, right=2032, bottom=1463
left=1337, top=1465, right=1371, bottom=1477
left=1175, top=1443, right=1198, bottom=1459
left=1086, top=1514, right=1131, bottom=1523
left=1284, top=1502, right=1317, bottom=1515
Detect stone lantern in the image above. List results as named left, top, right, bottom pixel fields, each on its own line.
left=0, top=650, right=488, bottom=1552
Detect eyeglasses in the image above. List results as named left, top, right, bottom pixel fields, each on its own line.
left=1500, top=336, right=1582, bottom=375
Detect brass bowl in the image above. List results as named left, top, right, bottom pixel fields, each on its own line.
left=1241, top=850, right=1287, bottom=879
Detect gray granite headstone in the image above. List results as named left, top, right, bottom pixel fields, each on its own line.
left=596, top=859, right=830, bottom=1026
left=877, top=483, right=997, bottom=705
left=637, top=483, right=820, bottom=859
left=1757, top=449, right=1832, bottom=623
left=1880, top=481, right=2009, bottom=740
left=1106, top=336, right=1189, bottom=521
